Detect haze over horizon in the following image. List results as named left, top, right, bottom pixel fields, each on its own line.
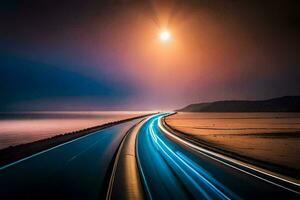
left=1, top=0, right=299, bottom=111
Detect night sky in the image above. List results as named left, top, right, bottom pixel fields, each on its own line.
left=0, top=0, right=299, bottom=111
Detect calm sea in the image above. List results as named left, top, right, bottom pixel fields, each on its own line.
left=0, top=111, right=149, bottom=150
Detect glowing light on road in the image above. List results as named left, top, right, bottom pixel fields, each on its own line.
left=159, top=30, right=171, bottom=42
left=148, top=119, right=230, bottom=200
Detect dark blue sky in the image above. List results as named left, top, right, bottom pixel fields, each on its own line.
left=0, top=0, right=299, bottom=111
left=0, top=51, right=138, bottom=111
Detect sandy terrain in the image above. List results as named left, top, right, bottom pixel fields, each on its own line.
left=165, top=112, right=300, bottom=172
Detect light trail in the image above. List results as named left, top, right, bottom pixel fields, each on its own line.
left=158, top=117, right=300, bottom=195
left=136, top=113, right=238, bottom=199
left=149, top=119, right=233, bottom=200
left=136, top=113, right=300, bottom=199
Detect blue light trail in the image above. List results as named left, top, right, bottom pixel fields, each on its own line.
left=136, top=113, right=240, bottom=200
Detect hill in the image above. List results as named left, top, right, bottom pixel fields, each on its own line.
left=178, top=96, right=300, bottom=112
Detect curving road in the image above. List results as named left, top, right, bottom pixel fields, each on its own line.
left=1, top=113, right=299, bottom=200
left=0, top=119, right=140, bottom=200
left=136, top=113, right=300, bottom=200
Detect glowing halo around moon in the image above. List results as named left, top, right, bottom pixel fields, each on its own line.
left=159, top=30, right=171, bottom=42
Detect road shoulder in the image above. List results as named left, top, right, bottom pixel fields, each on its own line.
left=106, top=118, right=146, bottom=200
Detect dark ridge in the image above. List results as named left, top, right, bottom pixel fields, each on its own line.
left=178, top=96, right=300, bottom=112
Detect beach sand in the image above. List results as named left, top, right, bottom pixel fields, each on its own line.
left=166, top=112, right=300, bottom=171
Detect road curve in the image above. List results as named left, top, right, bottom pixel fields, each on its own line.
left=107, top=119, right=145, bottom=200
left=0, top=119, right=141, bottom=200
left=136, top=113, right=300, bottom=200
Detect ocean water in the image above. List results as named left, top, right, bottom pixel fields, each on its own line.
left=0, top=111, right=149, bottom=150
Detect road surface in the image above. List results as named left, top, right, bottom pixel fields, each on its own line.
left=0, top=119, right=140, bottom=200
left=136, top=113, right=300, bottom=200
left=1, top=113, right=299, bottom=200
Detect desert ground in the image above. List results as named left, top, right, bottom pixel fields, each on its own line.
left=166, top=112, right=300, bottom=173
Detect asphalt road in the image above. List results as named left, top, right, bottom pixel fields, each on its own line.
left=136, top=113, right=300, bottom=200
left=0, top=119, right=140, bottom=200
left=1, top=113, right=299, bottom=200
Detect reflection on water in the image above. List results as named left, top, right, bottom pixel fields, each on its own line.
left=0, top=111, right=149, bottom=150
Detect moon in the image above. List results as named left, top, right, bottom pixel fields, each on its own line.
left=159, top=31, right=171, bottom=41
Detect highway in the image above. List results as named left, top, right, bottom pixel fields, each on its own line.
left=0, top=119, right=140, bottom=200
left=1, top=113, right=300, bottom=200
left=136, top=113, right=300, bottom=200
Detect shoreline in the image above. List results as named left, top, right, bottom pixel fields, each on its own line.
left=0, top=114, right=152, bottom=168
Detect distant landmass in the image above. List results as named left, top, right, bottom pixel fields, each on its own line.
left=178, top=96, right=300, bottom=112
